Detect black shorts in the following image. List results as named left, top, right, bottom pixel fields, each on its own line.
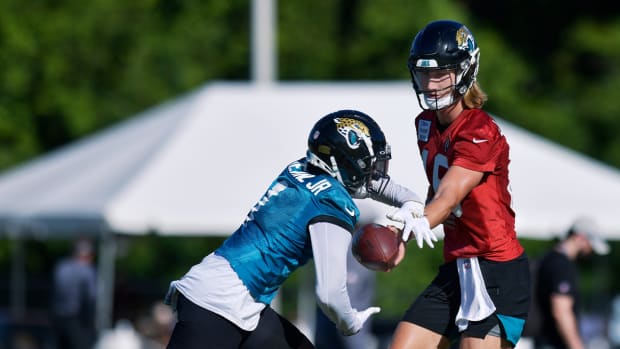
left=401, top=252, right=530, bottom=346
left=166, top=293, right=314, bottom=349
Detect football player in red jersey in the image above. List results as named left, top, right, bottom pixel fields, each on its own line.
left=386, top=20, right=530, bottom=349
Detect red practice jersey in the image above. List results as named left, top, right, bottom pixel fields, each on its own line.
left=415, top=109, right=523, bottom=262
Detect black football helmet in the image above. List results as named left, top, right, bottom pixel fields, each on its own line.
left=307, top=110, right=391, bottom=195
left=407, top=20, right=480, bottom=110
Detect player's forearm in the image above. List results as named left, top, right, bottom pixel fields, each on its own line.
left=424, top=165, right=482, bottom=227
left=368, top=177, right=423, bottom=207
left=315, top=283, right=359, bottom=332
left=551, top=295, right=585, bottom=349
left=554, top=312, right=585, bottom=349
left=312, top=231, right=355, bottom=325
left=309, top=222, right=360, bottom=333
left=423, top=194, right=456, bottom=228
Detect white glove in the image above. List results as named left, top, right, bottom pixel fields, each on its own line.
left=386, top=201, right=437, bottom=248
left=407, top=216, right=438, bottom=248
left=385, top=201, right=423, bottom=238
left=339, top=306, right=381, bottom=336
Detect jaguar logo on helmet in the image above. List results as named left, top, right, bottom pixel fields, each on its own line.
left=334, top=117, right=371, bottom=150
left=456, top=26, right=475, bottom=53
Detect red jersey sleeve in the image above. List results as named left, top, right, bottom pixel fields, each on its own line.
left=452, top=111, right=502, bottom=173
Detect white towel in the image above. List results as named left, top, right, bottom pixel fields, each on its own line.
left=455, top=257, right=496, bottom=332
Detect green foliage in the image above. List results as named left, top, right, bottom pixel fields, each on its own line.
left=1, top=0, right=619, bottom=169
left=520, top=238, right=555, bottom=260
left=374, top=242, right=444, bottom=318
left=0, top=0, right=249, bottom=170
left=115, top=235, right=226, bottom=282
left=552, top=19, right=620, bottom=165
left=278, top=0, right=468, bottom=80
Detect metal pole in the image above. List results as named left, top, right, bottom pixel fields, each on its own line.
left=10, top=235, right=25, bottom=320
left=251, top=0, right=277, bottom=84
left=95, top=228, right=116, bottom=332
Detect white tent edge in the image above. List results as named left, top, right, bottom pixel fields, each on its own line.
left=1, top=81, right=620, bottom=240
left=1, top=80, right=620, bottom=333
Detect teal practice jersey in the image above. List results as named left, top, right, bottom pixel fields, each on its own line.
left=216, top=159, right=359, bottom=304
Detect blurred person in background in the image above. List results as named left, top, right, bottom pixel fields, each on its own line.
left=94, top=319, right=143, bottom=349
left=534, top=217, right=610, bottom=349
left=609, top=295, right=620, bottom=348
left=135, top=301, right=176, bottom=349
left=51, top=237, right=97, bottom=349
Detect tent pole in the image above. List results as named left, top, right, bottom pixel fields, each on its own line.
left=9, top=234, right=25, bottom=320
left=96, top=228, right=116, bottom=332
left=251, top=0, right=276, bottom=84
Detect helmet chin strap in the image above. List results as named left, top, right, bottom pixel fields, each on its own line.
left=329, top=155, right=345, bottom=185
left=350, top=185, right=369, bottom=199
left=305, top=151, right=348, bottom=186
left=307, top=150, right=367, bottom=194
left=307, top=151, right=335, bottom=176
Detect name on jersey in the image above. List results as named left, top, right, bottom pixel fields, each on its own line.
left=289, top=162, right=332, bottom=195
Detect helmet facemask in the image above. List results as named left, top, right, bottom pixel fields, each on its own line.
left=307, top=149, right=373, bottom=193
left=409, top=47, right=480, bottom=111
left=373, top=143, right=390, bottom=179
left=350, top=142, right=392, bottom=198
left=307, top=138, right=375, bottom=194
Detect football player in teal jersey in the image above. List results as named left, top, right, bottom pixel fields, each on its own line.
left=164, top=109, right=435, bottom=349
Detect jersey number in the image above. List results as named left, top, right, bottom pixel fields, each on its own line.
left=421, top=149, right=462, bottom=217
left=244, top=182, right=287, bottom=224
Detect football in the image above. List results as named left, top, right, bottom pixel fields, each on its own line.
left=351, top=223, right=403, bottom=272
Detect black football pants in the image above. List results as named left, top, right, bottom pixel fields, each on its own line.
left=166, top=293, right=314, bottom=349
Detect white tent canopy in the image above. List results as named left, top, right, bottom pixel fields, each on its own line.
left=1, top=81, right=620, bottom=330
left=1, top=81, right=619, bottom=239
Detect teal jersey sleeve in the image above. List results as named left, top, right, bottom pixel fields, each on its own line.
left=215, top=159, right=358, bottom=304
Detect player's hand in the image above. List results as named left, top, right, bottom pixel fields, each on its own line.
left=385, top=235, right=406, bottom=271
left=386, top=202, right=437, bottom=248
left=407, top=216, right=437, bottom=248
left=392, top=200, right=425, bottom=218
left=385, top=201, right=423, bottom=233
left=340, top=306, right=381, bottom=336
